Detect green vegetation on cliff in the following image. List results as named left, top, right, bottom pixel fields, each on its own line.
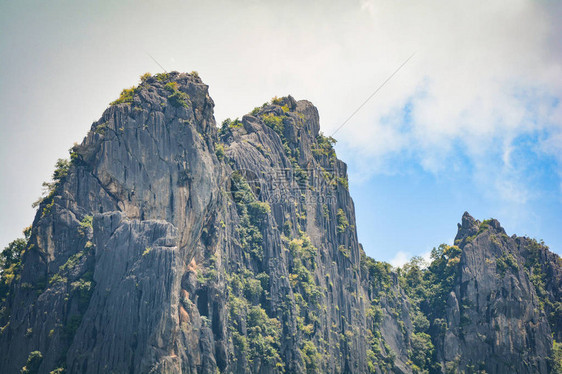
left=1, top=75, right=560, bottom=374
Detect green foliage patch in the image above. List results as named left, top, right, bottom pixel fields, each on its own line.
left=496, top=251, right=519, bottom=277
left=167, top=87, right=190, bottom=108
left=312, top=133, right=336, bottom=160
left=394, top=245, right=464, bottom=372
left=32, top=158, right=72, bottom=216
left=261, top=113, right=285, bottom=134
left=215, top=143, right=225, bottom=160
left=110, top=87, right=137, bottom=106
left=336, top=209, right=349, bottom=233
left=230, top=172, right=270, bottom=261
left=0, top=237, right=27, bottom=301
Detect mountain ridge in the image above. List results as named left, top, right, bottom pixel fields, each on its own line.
left=0, top=71, right=560, bottom=374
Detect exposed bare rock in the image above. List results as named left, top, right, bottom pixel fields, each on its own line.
left=0, top=74, right=559, bottom=374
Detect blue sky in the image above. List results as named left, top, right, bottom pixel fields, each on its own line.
left=346, top=133, right=562, bottom=265
left=342, top=83, right=562, bottom=264
left=1, top=0, right=561, bottom=266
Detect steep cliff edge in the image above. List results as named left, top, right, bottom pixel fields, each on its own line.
left=0, top=72, right=560, bottom=374
left=423, top=213, right=554, bottom=372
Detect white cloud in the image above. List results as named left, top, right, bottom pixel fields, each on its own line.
left=389, top=251, right=411, bottom=268
left=324, top=0, right=562, bottom=205
left=422, top=251, right=432, bottom=266
left=1, top=0, right=561, bottom=249
left=389, top=250, right=433, bottom=268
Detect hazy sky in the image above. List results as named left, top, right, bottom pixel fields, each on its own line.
left=1, top=0, right=561, bottom=265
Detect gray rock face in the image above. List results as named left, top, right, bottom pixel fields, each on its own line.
left=429, top=213, right=553, bottom=373
left=0, top=72, right=223, bottom=373
left=67, top=212, right=182, bottom=373
left=0, top=73, right=560, bottom=374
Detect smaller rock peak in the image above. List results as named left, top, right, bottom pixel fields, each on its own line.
left=455, top=212, right=480, bottom=244
left=81, top=71, right=217, bottom=162
left=486, top=218, right=504, bottom=232
left=223, top=96, right=321, bottom=142
left=269, top=96, right=321, bottom=138
left=272, top=95, right=298, bottom=110
left=140, top=71, right=203, bottom=87
left=461, top=211, right=475, bottom=222
left=459, top=211, right=479, bottom=230
left=455, top=213, right=508, bottom=246
left=99, top=71, right=209, bottom=121
left=295, top=100, right=320, bottom=138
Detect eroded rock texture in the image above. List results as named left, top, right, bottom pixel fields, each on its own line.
left=0, top=72, right=559, bottom=374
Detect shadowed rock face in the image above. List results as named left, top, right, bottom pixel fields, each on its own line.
left=0, top=73, right=559, bottom=374
left=431, top=213, right=553, bottom=373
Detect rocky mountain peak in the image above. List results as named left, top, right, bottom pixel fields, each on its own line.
left=455, top=211, right=479, bottom=242
left=225, top=95, right=321, bottom=144
left=0, top=73, right=560, bottom=374
left=454, top=212, right=507, bottom=247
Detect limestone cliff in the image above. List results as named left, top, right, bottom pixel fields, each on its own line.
left=0, top=72, right=559, bottom=374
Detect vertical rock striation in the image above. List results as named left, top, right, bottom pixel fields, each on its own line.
left=0, top=72, right=559, bottom=373
left=428, top=213, right=553, bottom=373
